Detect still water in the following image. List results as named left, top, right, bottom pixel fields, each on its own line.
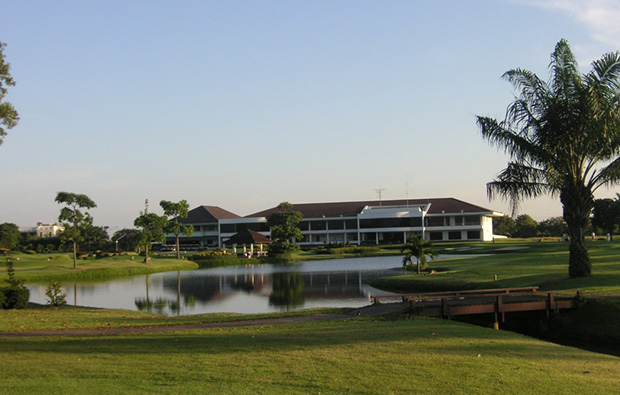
left=27, top=256, right=405, bottom=316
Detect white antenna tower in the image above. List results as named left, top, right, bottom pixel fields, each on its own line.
left=406, top=175, right=409, bottom=207
left=373, top=188, right=387, bottom=206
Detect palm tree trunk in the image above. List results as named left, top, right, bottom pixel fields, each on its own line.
left=561, top=186, right=593, bottom=277
left=176, top=234, right=180, bottom=260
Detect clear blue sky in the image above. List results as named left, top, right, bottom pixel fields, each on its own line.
left=1, top=0, right=619, bottom=231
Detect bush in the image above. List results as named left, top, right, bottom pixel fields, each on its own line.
left=25, top=250, right=37, bottom=255
left=2, top=287, right=30, bottom=309
left=45, top=280, right=67, bottom=306
left=2, top=259, right=30, bottom=309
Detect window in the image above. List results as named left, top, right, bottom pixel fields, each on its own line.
left=448, top=231, right=462, bottom=240
left=430, top=232, right=443, bottom=241
left=360, top=218, right=422, bottom=228
left=464, top=216, right=481, bottom=226
left=426, top=217, right=445, bottom=227
left=311, top=221, right=326, bottom=231
left=467, top=231, right=481, bottom=240
left=453, top=216, right=464, bottom=226
left=345, top=219, right=358, bottom=230
left=327, top=220, right=345, bottom=230
left=220, top=224, right=236, bottom=233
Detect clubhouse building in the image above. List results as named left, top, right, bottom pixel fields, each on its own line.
left=169, top=198, right=503, bottom=249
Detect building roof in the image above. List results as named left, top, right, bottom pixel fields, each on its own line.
left=223, top=229, right=272, bottom=245
left=246, top=198, right=497, bottom=219
left=181, top=205, right=240, bottom=224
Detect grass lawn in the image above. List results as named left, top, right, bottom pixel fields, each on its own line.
left=1, top=317, right=618, bottom=394
left=0, top=253, right=198, bottom=283
left=2, top=240, right=619, bottom=393
left=372, top=239, right=620, bottom=294
left=0, top=304, right=345, bottom=332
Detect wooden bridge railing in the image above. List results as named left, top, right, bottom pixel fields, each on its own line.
left=372, top=286, right=540, bottom=305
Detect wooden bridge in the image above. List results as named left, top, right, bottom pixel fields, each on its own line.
left=372, top=287, right=583, bottom=329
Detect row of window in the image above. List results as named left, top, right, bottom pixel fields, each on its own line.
left=198, top=215, right=482, bottom=235
left=429, top=230, right=481, bottom=241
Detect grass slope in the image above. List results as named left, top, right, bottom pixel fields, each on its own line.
left=1, top=317, right=618, bottom=394
left=0, top=253, right=198, bottom=283
left=373, top=240, right=620, bottom=294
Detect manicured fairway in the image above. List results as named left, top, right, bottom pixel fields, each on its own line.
left=0, top=253, right=198, bottom=283
left=1, top=317, right=618, bottom=394
left=374, top=240, right=620, bottom=294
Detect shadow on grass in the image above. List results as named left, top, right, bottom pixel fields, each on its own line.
left=0, top=317, right=614, bottom=363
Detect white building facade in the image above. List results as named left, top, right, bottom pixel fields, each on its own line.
left=174, top=198, right=503, bottom=248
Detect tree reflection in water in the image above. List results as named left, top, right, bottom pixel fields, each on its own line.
left=269, top=272, right=304, bottom=310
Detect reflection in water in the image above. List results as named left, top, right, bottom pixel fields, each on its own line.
left=28, top=256, right=407, bottom=316
left=269, top=272, right=304, bottom=310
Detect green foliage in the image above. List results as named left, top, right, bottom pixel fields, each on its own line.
left=538, top=216, right=568, bottom=237
left=160, top=199, right=194, bottom=259
left=266, top=202, right=303, bottom=254
left=515, top=214, right=538, bottom=238
left=2, top=259, right=29, bottom=309
left=111, top=228, right=140, bottom=252
left=0, top=41, right=19, bottom=145
left=592, top=196, right=620, bottom=238
left=492, top=216, right=516, bottom=237
left=401, top=236, right=436, bottom=274
left=134, top=205, right=168, bottom=263
left=55, top=192, right=97, bottom=268
left=45, top=280, right=67, bottom=306
left=314, top=245, right=381, bottom=255
left=0, top=222, right=20, bottom=250
left=477, top=39, right=620, bottom=277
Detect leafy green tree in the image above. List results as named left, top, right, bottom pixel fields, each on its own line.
left=55, top=192, right=97, bottom=268
left=0, top=222, right=20, bottom=250
left=401, top=235, right=437, bottom=274
left=492, top=216, right=516, bottom=237
left=537, top=217, right=568, bottom=237
left=477, top=39, right=620, bottom=278
left=84, top=225, right=110, bottom=251
left=134, top=201, right=167, bottom=263
left=266, top=202, right=303, bottom=254
left=514, top=214, right=538, bottom=238
left=0, top=41, right=19, bottom=146
left=160, top=200, right=194, bottom=259
left=112, top=228, right=140, bottom=252
left=592, top=195, right=620, bottom=240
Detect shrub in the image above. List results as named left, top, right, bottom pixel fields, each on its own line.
left=2, top=287, right=30, bottom=309
left=2, top=259, right=29, bottom=309
left=45, top=280, right=67, bottom=306
left=25, top=250, right=37, bottom=255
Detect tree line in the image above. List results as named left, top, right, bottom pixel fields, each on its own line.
left=493, top=195, right=620, bottom=239
left=0, top=193, right=195, bottom=267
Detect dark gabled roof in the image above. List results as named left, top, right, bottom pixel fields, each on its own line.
left=246, top=198, right=496, bottom=219
left=181, top=206, right=240, bottom=224
left=223, top=229, right=272, bottom=245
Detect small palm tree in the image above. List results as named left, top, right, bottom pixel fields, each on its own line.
left=402, top=236, right=436, bottom=274
left=477, top=39, right=620, bottom=278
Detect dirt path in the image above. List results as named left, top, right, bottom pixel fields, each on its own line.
left=0, top=304, right=408, bottom=338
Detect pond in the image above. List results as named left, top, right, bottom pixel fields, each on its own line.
left=27, top=256, right=408, bottom=316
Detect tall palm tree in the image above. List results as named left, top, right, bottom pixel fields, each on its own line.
left=477, top=39, right=620, bottom=278
left=402, top=235, right=436, bottom=275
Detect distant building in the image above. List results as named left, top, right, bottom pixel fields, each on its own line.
left=19, top=223, right=65, bottom=238
left=169, top=198, right=503, bottom=249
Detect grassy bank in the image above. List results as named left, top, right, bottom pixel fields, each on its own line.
left=372, top=240, right=620, bottom=294
left=0, top=253, right=198, bottom=283
left=0, top=304, right=344, bottom=332
left=1, top=316, right=618, bottom=394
